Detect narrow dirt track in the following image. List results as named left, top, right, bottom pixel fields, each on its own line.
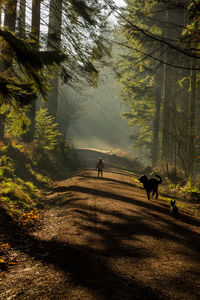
left=1, top=167, right=200, bottom=299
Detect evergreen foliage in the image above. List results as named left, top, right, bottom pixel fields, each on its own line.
left=45, top=0, right=112, bottom=87
left=34, top=108, right=62, bottom=150
left=4, top=106, right=30, bottom=137
left=0, top=1, right=112, bottom=108
left=116, top=0, right=161, bottom=151
left=0, top=29, right=66, bottom=105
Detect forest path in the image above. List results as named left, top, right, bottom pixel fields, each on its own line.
left=1, top=167, right=200, bottom=299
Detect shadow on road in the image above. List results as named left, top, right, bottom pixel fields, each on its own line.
left=77, top=174, right=138, bottom=189
left=50, top=182, right=200, bottom=229
left=2, top=172, right=200, bottom=299
left=0, top=206, right=162, bottom=300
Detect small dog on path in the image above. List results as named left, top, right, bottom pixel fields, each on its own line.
left=139, top=174, right=162, bottom=200
left=170, top=200, right=178, bottom=218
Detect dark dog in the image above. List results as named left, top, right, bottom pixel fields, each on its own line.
left=170, top=200, right=178, bottom=218
left=139, top=174, right=162, bottom=200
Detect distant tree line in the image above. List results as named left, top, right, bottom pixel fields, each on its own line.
left=114, top=0, right=200, bottom=178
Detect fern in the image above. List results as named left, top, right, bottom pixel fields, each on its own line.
left=34, top=108, right=62, bottom=150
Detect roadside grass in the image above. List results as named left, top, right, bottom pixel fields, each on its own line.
left=123, top=170, right=139, bottom=179
left=161, top=181, right=200, bottom=217
left=123, top=170, right=136, bottom=176
left=0, top=113, right=77, bottom=273
left=159, top=193, right=200, bottom=219
left=0, top=141, right=54, bottom=273
left=127, top=170, right=200, bottom=217
left=0, top=177, right=42, bottom=227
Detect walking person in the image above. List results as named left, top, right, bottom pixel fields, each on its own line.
left=96, top=158, right=104, bottom=178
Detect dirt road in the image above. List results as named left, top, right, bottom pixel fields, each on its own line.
left=1, top=165, right=200, bottom=299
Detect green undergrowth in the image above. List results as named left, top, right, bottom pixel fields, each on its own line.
left=0, top=177, right=41, bottom=218
left=163, top=177, right=200, bottom=201
left=0, top=137, right=77, bottom=226
left=168, top=181, right=200, bottom=195
left=159, top=193, right=200, bottom=218
left=0, top=143, right=42, bottom=227
left=158, top=177, right=200, bottom=218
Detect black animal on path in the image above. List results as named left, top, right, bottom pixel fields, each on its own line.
left=170, top=200, right=178, bottom=218
left=139, top=174, right=162, bottom=200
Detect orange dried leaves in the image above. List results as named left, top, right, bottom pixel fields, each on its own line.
left=20, top=209, right=40, bottom=230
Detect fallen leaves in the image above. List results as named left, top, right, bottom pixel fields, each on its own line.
left=0, top=243, right=9, bottom=254
left=19, top=209, right=41, bottom=230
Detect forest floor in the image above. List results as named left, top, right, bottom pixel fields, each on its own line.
left=1, top=150, right=200, bottom=299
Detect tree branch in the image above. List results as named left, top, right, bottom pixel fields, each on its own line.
left=111, top=39, right=200, bottom=71
left=105, top=0, right=200, bottom=61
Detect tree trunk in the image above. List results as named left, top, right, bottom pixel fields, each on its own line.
left=3, top=0, right=17, bottom=71
left=152, top=86, right=161, bottom=168
left=195, top=74, right=200, bottom=174
left=4, top=0, right=17, bottom=31
left=161, top=8, right=171, bottom=161
left=22, top=0, right=41, bottom=143
left=151, top=7, right=165, bottom=168
left=161, top=6, right=185, bottom=165
left=161, top=64, right=172, bottom=160
left=187, top=58, right=197, bottom=177
left=179, top=61, right=190, bottom=176
left=0, top=0, right=17, bottom=140
left=47, top=0, right=63, bottom=119
left=31, top=0, right=41, bottom=42
left=0, top=5, right=1, bottom=29
left=18, top=0, right=26, bottom=38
